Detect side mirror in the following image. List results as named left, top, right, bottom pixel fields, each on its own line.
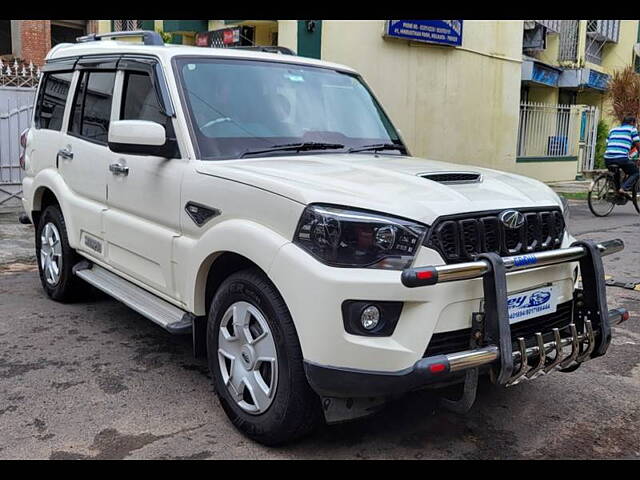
left=108, top=120, right=178, bottom=158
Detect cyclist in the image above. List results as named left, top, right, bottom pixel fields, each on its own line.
left=604, top=115, right=640, bottom=195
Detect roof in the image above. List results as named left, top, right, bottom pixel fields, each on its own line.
left=46, top=40, right=358, bottom=74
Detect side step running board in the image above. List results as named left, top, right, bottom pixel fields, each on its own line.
left=73, top=261, right=192, bottom=334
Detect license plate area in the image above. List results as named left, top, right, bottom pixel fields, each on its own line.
left=507, top=285, right=558, bottom=324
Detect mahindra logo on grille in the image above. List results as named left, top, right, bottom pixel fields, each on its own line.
left=499, top=210, right=525, bottom=229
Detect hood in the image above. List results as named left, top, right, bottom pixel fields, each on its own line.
left=195, top=154, right=562, bottom=225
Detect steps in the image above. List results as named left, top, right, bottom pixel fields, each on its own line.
left=73, top=261, right=192, bottom=334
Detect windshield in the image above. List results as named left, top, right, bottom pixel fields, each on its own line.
left=175, top=57, right=404, bottom=160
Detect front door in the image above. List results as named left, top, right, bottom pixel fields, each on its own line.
left=104, top=68, right=185, bottom=300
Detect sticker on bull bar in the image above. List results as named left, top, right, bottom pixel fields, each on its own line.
left=507, top=286, right=558, bottom=324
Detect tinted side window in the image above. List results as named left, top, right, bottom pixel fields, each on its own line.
left=81, top=71, right=116, bottom=144
left=69, top=71, right=88, bottom=136
left=68, top=71, right=115, bottom=144
left=120, top=71, right=167, bottom=126
left=35, top=72, right=73, bottom=130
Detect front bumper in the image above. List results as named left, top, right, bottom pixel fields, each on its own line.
left=305, top=239, right=629, bottom=398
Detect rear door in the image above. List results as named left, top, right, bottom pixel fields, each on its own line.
left=58, top=61, right=117, bottom=259
left=30, top=68, right=74, bottom=185
left=103, top=61, right=185, bottom=299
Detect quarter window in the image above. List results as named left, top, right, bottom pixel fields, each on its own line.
left=68, top=70, right=116, bottom=144
left=35, top=72, right=73, bottom=130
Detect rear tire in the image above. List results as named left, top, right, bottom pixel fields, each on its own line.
left=588, top=174, right=616, bottom=217
left=35, top=205, right=88, bottom=302
left=206, top=268, right=322, bottom=445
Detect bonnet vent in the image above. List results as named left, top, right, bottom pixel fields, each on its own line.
left=419, top=171, right=483, bottom=184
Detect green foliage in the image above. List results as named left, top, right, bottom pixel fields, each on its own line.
left=559, top=192, right=588, bottom=200
left=155, top=30, right=173, bottom=44
left=594, top=119, right=609, bottom=170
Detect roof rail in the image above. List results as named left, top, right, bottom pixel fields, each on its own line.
left=227, top=45, right=296, bottom=55
left=76, top=30, right=164, bottom=46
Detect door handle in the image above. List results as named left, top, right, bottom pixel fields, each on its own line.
left=109, top=163, right=129, bottom=176
left=57, top=147, right=73, bottom=160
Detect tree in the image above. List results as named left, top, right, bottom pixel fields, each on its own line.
left=605, top=65, right=640, bottom=123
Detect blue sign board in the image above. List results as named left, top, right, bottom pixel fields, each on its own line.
left=531, top=63, right=560, bottom=87
left=386, top=20, right=463, bottom=47
left=586, top=69, right=609, bottom=91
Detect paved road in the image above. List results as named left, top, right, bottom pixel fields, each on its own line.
left=1, top=203, right=639, bottom=459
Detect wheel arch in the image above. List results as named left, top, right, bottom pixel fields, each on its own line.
left=202, top=251, right=267, bottom=315
left=31, top=185, right=60, bottom=226
left=191, top=250, right=281, bottom=359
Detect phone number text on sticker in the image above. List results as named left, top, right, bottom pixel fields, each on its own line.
left=507, top=286, right=557, bottom=323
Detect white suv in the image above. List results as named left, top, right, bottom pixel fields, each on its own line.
left=20, top=31, right=628, bottom=445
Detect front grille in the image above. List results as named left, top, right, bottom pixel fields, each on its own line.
left=424, top=207, right=565, bottom=263
left=424, top=300, right=573, bottom=357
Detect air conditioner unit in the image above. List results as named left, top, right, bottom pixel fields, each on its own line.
left=523, top=24, right=547, bottom=51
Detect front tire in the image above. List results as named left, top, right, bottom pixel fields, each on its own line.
left=35, top=205, right=87, bottom=302
left=206, top=268, right=321, bottom=445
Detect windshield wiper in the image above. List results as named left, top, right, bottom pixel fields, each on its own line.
left=348, top=143, right=407, bottom=154
left=240, top=142, right=345, bottom=158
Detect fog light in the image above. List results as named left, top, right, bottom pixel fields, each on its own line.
left=361, top=305, right=380, bottom=330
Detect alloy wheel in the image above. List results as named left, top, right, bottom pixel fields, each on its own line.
left=217, top=301, right=278, bottom=414
left=40, top=222, right=63, bottom=285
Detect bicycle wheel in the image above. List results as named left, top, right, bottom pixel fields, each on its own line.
left=633, top=179, right=640, bottom=214
left=588, top=174, right=616, bottom=217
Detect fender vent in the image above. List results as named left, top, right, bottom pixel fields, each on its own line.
left=419, top=171, right=482, bottom=184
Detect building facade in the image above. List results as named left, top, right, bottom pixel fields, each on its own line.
left=1, top=20, right=99, bottom=66
left=519, top=20, right=639, bottom=179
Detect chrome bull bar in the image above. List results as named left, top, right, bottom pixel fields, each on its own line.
left=403, top=239, right=628, bottom=386
left=402, top=239, right=624, bottom=287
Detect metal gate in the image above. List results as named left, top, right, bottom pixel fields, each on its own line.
left=580, top=105, right=599, bottom=172
left=0, top=86, right=36, bottom=208
left=517, top=101, right=599, bottom=173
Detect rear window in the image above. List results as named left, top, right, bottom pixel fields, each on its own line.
left=35, top=72, right=73, bottom=131
left=68, top=71, right=116, bottom=144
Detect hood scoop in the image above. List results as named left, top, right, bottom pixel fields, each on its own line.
left=419, top=171, right=483, bottom=184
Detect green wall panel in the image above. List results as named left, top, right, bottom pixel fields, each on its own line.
left=297, top=20, right=322, bottom=59
left=163, top=20, right=208, bottom=33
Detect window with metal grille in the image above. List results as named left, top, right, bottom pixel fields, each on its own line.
left=558, top=20, right=579, bottom=62
left=586, top=20, right=620, bottom=43
left=585, top=37, right=605, bottom=65
left=113, top=20, right=143, bottom=32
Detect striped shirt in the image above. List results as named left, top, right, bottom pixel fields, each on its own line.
left=605, top=124, right=640, bottom=159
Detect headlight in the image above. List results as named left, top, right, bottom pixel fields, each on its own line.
left=294, top=204, right=428, bottom=269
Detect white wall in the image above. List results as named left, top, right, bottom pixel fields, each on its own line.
left=320, top=20, right=524, bottom=173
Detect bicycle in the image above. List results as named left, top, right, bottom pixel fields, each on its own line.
left=588, top=163, right=640, bottom=216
